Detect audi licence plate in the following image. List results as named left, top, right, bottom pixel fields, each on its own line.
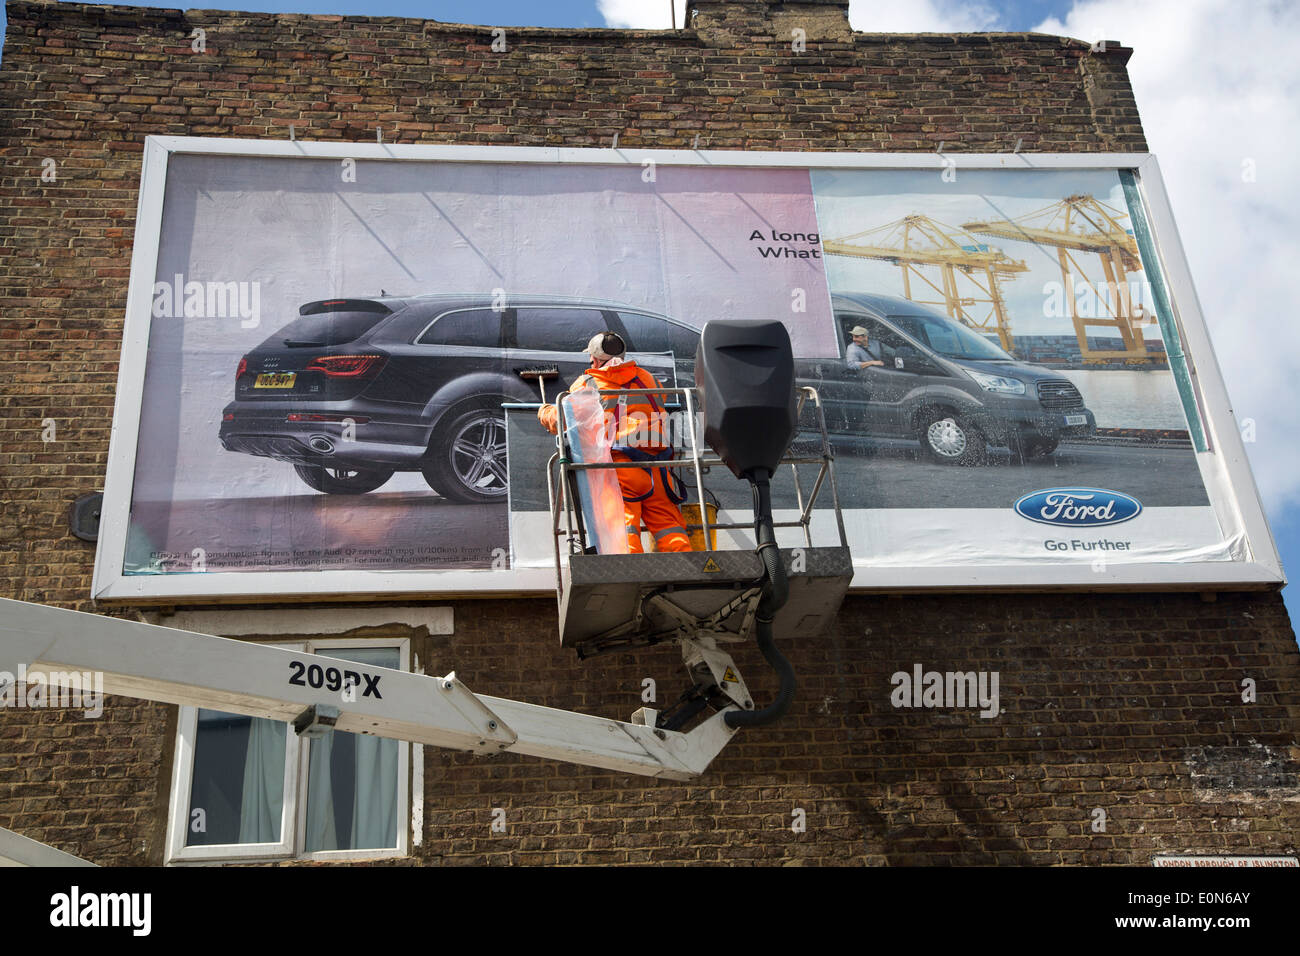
left=1064, top=413, right=1087, bottom=426
left=254, top=372, right=296, bottom=389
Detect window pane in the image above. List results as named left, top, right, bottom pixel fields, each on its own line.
left=305, top=647, right=401, bottom=852
left=665, top=322, right=701, bottom=360
left=262, top=310, right=389, bottom=348
left=886, top=313, right=1009, bottom=360
left=865, top=319, right=907, bottom=350
left=515, top=308, right=605, bottom=352
left=417, top=309, right=505, bottom=347
left=187, top=710, right=286, bottom=846
left=615, top=312, right=668, bottom=353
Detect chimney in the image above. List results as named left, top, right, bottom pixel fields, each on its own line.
left=685, top=1, right=852, bottom=45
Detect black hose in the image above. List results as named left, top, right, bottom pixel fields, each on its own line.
left=755, top=525, right=788, bottom=617
left=725, top=470, right=795, bottom=728
left=725, top=615, right=796, bottom=727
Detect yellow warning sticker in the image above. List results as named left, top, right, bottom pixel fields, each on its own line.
left=722, top=667, right=739, bottom=684
left=702, top=558, right=721, bottom=573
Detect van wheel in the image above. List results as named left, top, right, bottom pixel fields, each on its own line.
left=917, top=409, right=986, bottom=466
left=1017, top=435, right=1059, bottom=460
left=293, top=464, right=395, bottom=494
left=423, top=401, right=509, bottom=504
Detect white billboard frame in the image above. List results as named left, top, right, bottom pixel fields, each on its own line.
left=90, top=136, right=1285, bottom=602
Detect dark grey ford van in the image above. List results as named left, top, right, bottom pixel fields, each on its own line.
left=823, top=292, right=1096, bottom=465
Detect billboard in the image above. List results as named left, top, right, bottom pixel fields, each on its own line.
left=91, top=139, right=1283, bottom=600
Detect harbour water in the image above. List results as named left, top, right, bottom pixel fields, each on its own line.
left=1059, top=368, right=1190, bottom=430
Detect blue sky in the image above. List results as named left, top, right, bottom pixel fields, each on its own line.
left=3, top=2, right=1296, bottom=629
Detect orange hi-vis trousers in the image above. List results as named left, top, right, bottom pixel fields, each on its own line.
left=614, top=450, right=692, bottom=553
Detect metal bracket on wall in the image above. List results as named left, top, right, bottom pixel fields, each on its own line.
left=69, top=492, right=102, bottom=542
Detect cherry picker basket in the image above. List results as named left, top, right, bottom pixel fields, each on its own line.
left=547, top=384, right=853, bottom=658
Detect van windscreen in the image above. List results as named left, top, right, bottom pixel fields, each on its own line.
left=888, top=314, right=1012, bottom=361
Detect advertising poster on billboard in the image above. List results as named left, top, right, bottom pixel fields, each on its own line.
left=809, top=167, right=1222, bottom=569
left=91, top=140, right=1281, bottom=600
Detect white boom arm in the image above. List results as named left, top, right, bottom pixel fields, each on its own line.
left=0, top=597, right=738, bottom=781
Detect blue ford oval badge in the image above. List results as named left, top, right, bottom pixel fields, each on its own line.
left=1013, top=488, right=1142, bottom=527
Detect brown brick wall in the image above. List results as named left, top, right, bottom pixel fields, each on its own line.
left=0, top=0, right=1294, bottom=865
left=426, top=593, right=1299, bottom=865
left=0, top=697, right=172, bottom=864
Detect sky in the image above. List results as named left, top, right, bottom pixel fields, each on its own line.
left=3, top=1, right=1297, bottom=627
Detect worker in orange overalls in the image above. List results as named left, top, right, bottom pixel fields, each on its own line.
left=539, top=332, right=693, bottom=553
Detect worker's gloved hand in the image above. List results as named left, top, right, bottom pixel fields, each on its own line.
left=537, top=403, right=559, bottom=435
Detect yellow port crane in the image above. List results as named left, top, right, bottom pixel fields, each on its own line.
left=822, top=215, right=1029, bottom=353
left=962, top=195, right=1154, bottom=364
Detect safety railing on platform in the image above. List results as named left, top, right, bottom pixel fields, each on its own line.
left=545, top=385, right=848, bottom=596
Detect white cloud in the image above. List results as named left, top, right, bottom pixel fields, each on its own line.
left=600, top=0, right=1002, bottom=33
left=1036, top=0, right=1300, bottom=515
left=847, top=0, right=1001, bottom=32
left=598, top=0, right=688, bottom=29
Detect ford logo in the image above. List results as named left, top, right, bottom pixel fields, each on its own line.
left=1013, top=488, right=1142, bottom=527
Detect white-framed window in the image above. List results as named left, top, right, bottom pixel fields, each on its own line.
left=164, top=638, right=412, bottom=864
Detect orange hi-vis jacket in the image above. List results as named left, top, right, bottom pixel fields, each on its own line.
left=538, top=360, right=670, bottom=452
left=538, top=360, right=692, bottom=553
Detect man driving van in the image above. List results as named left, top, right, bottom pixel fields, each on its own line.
left=846, top=325, right=885, bottom=370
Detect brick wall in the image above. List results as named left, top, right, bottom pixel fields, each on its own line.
left=429, top=593, right=1300, bottom=865
left=0, top=0, right=1295, bottom=865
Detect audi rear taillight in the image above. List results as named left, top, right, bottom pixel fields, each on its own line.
left=305, top=354, right=386, bottom=378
